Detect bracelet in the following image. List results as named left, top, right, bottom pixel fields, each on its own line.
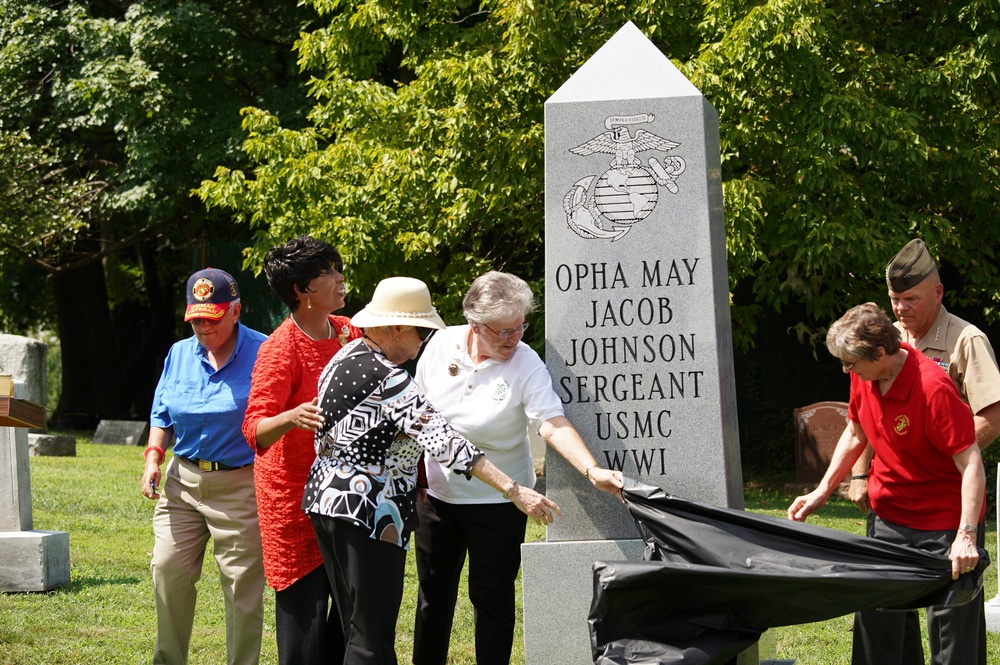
left=851, top=474, right=868, bottom=480
left=584, top=464, right=597, bottom=481
left=502, top=479, right=517, bottom=500
left=144, top=445, right=166, bottom=462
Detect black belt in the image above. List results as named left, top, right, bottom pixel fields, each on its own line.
left=177, top=455, right=250, bottom=472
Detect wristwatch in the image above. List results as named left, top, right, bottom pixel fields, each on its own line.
left=959, top=523, right=977, bottom=533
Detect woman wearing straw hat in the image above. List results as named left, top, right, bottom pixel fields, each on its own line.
left=302, top=277, right=554, bottom=665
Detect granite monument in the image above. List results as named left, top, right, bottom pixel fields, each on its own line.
left=522, top=22, right=747, bottom=664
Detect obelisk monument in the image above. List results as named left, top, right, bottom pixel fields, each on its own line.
left=522, top=22, right=745, bottom=664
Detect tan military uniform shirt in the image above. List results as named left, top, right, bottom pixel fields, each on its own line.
left=895, top=305, right=1000, bottom=415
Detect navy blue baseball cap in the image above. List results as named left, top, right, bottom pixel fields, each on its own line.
left=184, top=268, right=240, bottom=321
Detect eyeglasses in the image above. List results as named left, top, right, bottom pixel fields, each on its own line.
left=191, top=317, right=225, bottom=327
left=841, top=358, right=859, bottom=371
left=482, top=321, right=529, bottom=339
left=415, top=327, right=434, bottom=343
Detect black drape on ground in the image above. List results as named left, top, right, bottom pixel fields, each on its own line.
left=588, top=480, right=986, bottom=665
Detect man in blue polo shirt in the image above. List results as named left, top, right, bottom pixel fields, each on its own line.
left=141, top=267, right=268, bottom=665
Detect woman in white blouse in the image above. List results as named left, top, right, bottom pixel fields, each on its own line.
left=412, top=271, right=624, bottom=665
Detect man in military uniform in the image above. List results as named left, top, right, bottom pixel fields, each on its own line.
left=850, top=240, right=1000, bottom=505
left=888, top=239, right=1000, bottom=442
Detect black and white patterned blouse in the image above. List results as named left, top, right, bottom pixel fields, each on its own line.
left=302, top=338, right=484, bottom=549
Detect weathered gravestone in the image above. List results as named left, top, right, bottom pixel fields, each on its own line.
left=29, top=434, right=77, bottom=457
left=990, top=472, right=1000, bottom=631
left=793, top=401, right=850, bottom=484
left=0, top=335, right=70, bottom=592
left=0, top=334, right=46, bottom=418
left=0, top=333, right=74, bottom=457
left=93, top=419, right=149, bottom=447
left=522, top=22, right=749, bottom=664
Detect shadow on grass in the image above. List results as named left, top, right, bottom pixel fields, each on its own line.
left=61, top=575, right=142, bottom=592
left=0, top=575, right=138, bottom=599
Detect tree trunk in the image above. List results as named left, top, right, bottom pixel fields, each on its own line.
left=115, top=241, right=179, bottom=420
left=51, top=260, right=129, bottom=428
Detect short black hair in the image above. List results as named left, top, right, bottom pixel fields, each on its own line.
left=263, top=235, right=344, bottom=311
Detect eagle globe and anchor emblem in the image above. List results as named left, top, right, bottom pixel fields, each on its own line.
left=563, top=113, right=686, bottom=242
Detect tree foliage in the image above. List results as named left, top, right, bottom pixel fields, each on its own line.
left=694, top=0, right=1000, bottom=346
left=0, top=129, right=94, bottom=330
left=0, top=0, right=313, bottom=421
left=199, top=0, right=1000, bottom=351
left=1, top=0, right=312, bottom=275
left=198, top=0, right=701, bottom=320
left=3, top=0, right=997, bottom=420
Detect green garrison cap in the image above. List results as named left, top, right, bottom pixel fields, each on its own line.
left=886, top=239, right=936, bottom=292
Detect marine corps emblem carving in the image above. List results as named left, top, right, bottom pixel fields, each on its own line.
left=563, top=113, right=686, bottom=242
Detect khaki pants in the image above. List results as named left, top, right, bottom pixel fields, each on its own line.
left=151, top=457, right=265, bottom=665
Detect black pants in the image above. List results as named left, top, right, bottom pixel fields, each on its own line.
left=311, top=514, right=407, bottom=665
left=412, top=497, right=527, bottom=665
left=852, top=513, right=988, bottom=665
left=274, top=564, right=344, bottom=665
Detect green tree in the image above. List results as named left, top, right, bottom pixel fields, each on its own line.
left=695, top=0, right=1000, bottom=346
left=0, top=0, right=313, bottom=423
left=198, top=1, right=702, bottom=323
left=0, top=129, right=94, bottom=332
left=199, top=0, right=999, bottom=351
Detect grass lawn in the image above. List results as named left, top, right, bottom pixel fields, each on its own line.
left=1, top=439, right=998, bottom=664
left=744, top=482, right=1000, bottom=664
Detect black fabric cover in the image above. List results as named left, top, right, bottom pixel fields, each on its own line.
left=588, top=480, right=986, bottom=665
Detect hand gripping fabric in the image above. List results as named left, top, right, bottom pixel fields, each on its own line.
left=588, top=480, right=987, bottom=665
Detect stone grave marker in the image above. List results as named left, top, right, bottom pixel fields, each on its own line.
left=521, top=22, right=750, bottom=664
left=794, top=401, right=850, bottom=484
left=93, top=419, right=149, bottom=447
left=0, top=334, right=46, bottom=419
left=0, top=334, right=70, bottom=592
left=29, top=434, right=77, bottom=457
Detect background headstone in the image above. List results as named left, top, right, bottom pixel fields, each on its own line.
left=0, top=382, right=70, bottom=592
left=522, top=22, right=751, bottom=664
left=990, top=467, right=1000, bottom=631
left=93, top=419, right=149, bottom=447
left=28, top=433, right=77, bottom=457
left=793, top=401, right=849, bottom=484
left=0, top=384, right=33, bottom=533
left=0, top=530, right=71, bottom=592
left=0, top=334, right=47, bottom=432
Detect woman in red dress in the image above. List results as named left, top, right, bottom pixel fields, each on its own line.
left=242, top=235, right=361, bottom=664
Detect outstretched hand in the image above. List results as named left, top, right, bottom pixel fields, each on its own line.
left=510, top=484, right=563, bottom=526
left=787, top=490, right=827, bottom=522
left=587, top=467, right=625, bottom=502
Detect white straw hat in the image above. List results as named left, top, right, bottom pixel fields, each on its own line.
left=351, top=277, right=447, bottom=330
